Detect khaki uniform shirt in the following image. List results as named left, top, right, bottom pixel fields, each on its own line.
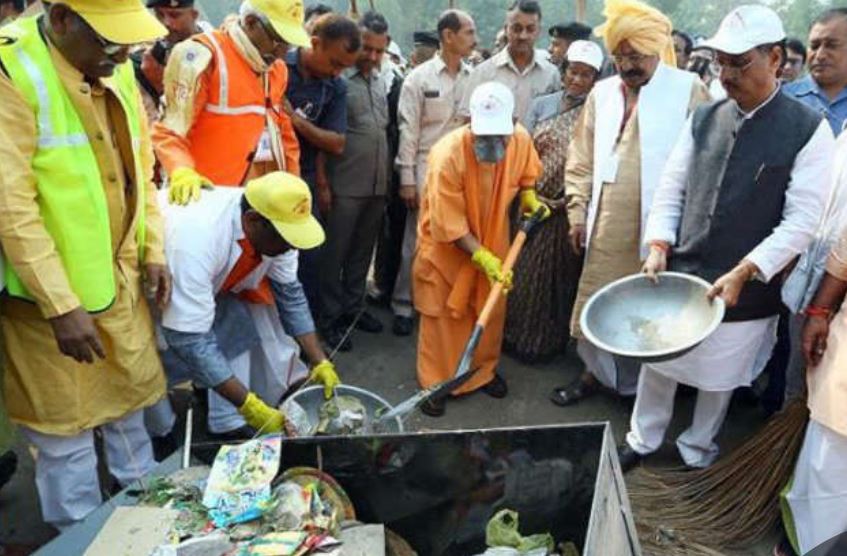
left=395, top=55, right=471, bottom=188
left=459, top=47, right=561, bottom=127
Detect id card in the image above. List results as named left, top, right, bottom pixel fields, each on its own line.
left=601, top=152, right=620, bottom=184
left=254, top=130, right=273, bottom=162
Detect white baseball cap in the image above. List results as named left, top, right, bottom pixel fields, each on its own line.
left=703, top=5, right=786, bottom=55
left=469, top=82, right=515, bottom=136
left=566, top=40, right=604, bottom=71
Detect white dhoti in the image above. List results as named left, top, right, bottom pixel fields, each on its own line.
left=783, top=420, right=847, bottom=555
left=626, top=317, right=777, bottom=467
left=151, top=297, right=308, bottom=435
left=207, top=301, right=308, bottom=433
left=577, top=339, right=640, bottom=396
left=21, top=409, right=156, bottom=530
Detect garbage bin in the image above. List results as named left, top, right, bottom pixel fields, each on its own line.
left=36, top=422, right=640, bottom=556
left=279, top=422, right=641, bottom=556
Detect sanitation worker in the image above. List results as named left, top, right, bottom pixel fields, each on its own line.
left=0, top=0, right=170, bottom=529
left=153, top=172, right=341, bottom=439
left=153, top=0, right=308, bottom=203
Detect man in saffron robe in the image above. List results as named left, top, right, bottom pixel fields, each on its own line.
left=412, top=81, right=547, bottom=417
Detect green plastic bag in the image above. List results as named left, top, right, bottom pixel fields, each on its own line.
left=486, top=509, right=554, bottom=553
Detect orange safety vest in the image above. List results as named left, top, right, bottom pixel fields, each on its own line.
left=189, top=30, right=289, bottom=186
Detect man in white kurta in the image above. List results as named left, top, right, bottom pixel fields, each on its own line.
left=780, top=224, right=847, bottom=553
left=556, top=0, right=707, bottom=407
left=624, top=5, right=835, bottom=470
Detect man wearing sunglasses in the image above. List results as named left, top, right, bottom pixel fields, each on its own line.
left=624, top=5, right=835, bottom=473
left=152, top=0, right=309, bottom=205
left=0, top=0, right=171, bottom=529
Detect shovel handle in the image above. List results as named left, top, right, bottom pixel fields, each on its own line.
left=476, top=230, right=529, bottom=328
left=475, top=208, right=546, bottom=328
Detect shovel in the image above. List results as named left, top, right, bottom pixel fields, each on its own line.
left=371, top=208, right=547, bottom=429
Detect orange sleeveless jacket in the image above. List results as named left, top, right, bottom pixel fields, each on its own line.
left=185, top=30, right=300, bottom=185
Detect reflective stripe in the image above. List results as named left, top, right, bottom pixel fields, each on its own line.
left=39, top=134, right=90, bottom=148
left=204, top=30, right=230, bottom=113
left=15, top=46, right=90, bottom=150
left=202, top=30, right=271, bottom=119
left=205, top=103, right=266, bottom=116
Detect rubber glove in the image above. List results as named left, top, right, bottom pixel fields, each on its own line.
left=519, top=189, right=552, bottom=221
left=238, top=392, right=284, bottom=433
left=169, top=167, right=213, bottom=205
left=472, top=247, right=513, bottom=290
left=309, top=360, right=341, bottom=399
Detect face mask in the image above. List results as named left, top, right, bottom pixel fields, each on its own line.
left=474, top=136, right=507, bottom=163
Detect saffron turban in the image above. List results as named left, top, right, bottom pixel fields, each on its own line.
left=594, top=0, right=677, bottom=67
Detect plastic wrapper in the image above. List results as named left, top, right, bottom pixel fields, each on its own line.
left=316, top=395, right=368, bottom=435
left=485, top=509, right=555, bottom=554
left=202, top=435, right=282, bottom=528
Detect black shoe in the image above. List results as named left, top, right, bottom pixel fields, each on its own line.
left=208, top=425, right=257, bottom=443
left=420, top=397, right=446, bottom=417
left=550, top=377, right=600, bottom=407
left=352, top=311, right=384, bottom=334
left=392, top=315, right=414, bottom=336
left=323, top=325, right=352, bottom=352
left=617, top=443, right=643, bottom=473
left=481, top=374, right=508, bottom=399
left=366, top=291, right=390, bottom=307
left=0, top=451, right=17, bottom=492
left=151, top=432, right=179, bottom=462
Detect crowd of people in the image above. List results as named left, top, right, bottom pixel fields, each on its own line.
left=0, top=0, right=847, bottom=554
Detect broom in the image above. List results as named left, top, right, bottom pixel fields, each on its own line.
left=628, top=398, right=809, bottom=556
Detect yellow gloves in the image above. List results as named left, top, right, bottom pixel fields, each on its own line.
left=472, top=247, right=513, bottom=289
left=238, top=392, right=284, bottom=433
left=519, top=189, right=552, bottom=221
left=169, top=167, right=213, bottom=205
left=309, top=360, right=341, bottom=399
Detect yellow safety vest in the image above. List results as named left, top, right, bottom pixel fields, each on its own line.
left=0, top=16, right=146, bottom=312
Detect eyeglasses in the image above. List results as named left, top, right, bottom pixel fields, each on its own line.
left=710, top=55, right=755, bottom=75
left=612, top=53, right=650, bottom=66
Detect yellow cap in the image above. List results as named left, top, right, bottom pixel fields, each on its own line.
left=62, top=0, right=166, bottom=45
left=249, top=0, right=310, bottom=48
left=245, top=172, right=325, bottom=250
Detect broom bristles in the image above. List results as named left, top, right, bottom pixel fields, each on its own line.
left=629, top=398, right=810, bottom=555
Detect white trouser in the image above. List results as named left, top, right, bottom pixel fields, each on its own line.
left=785, top=420, right=847, bottom=555
left=626, top=368, right=733, bottom=468
left=145, top=396, right=177, bottom=438
left=577, top=339, right=640, bottom=396
left=21, top=409, right=156, bottom=530
left=391, top=208, right=418, bottom=318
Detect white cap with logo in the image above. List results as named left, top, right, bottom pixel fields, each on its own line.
left=703, top=4, right=786, bottom=55
left=566, top=40, right=604, bottom=71
left=469, top=82, right=515, bottom=136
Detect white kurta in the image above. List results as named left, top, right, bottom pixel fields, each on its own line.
left=647, top=317, right=777, bottom=391
left=644, top=88, right=835, bottom=389
left=784, top=420, right=847, bottom=555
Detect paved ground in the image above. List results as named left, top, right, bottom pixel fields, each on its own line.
left=0, top=303, right=780, bottom=555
